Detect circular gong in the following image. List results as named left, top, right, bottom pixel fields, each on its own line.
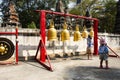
left=0, top=37, right=14, bottom=61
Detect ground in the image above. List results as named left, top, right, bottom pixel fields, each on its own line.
left=0, top=54, right=120, bottom=80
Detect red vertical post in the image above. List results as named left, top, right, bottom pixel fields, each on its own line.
left=93, top=20, right=99, bottom=55
left=15, top=27, right=19, bottom=64
left=40, top=10, right=46, bottom=62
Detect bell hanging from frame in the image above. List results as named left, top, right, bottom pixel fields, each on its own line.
left=89, top=27, right=94, bottom=37
left=73, top=24, right=82, bottom=41
left=82, top=26, right=88, bottom=38
left=61, top=22, right=70, bottom=41
left=47, top=19, right=57, bottom=41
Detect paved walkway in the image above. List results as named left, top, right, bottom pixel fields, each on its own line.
left=0, top=55, right=120, bottom=80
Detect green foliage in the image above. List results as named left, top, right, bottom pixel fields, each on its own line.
left=27, top=21, right=36, bottom=29
left=16, top=0, right=46, bottom=28
left=100, top=0, right=116, bottom=33
left=69, top=0, right=117, bottom=33
left=0, top=0, right=117, bottom=33
left=0, top=0, right=70, bottom=28
left=69, top=7, right=80, bottom=15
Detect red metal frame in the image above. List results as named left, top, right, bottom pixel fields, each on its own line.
left=35, top=10, right=53, bottom=71
left=35, top=39, right=53, bottom=71
left=0, top=27, right=19, bottom=64
left=36, top=10, right=99, bottom=59
left=40, top=10, right=46, bottom=62
left=36, top=10, right=99, bottom=71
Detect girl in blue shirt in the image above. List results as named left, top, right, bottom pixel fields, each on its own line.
left=98, top=38, right=109, bottom=69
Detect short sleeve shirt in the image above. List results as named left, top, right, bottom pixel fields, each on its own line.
left=98, top=45, right=108, bottom=54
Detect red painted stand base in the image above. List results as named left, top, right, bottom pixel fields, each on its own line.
left=109, top=55, right=117, bottom=57
left=35, top=40, right=53, bottom=72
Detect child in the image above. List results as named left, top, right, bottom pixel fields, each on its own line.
left=86, top=35, right=93, bottom=60
left=98, top=37, right=109, bottom=69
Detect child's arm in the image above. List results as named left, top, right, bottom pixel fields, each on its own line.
left=98, top=46, right=103, bottom=54
left=105, top=46, right=109, bottom=54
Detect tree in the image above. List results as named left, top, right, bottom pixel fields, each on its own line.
left=28, top=21, right=36, bottom=29
left=15, top=0, right=45, bottom=28
left=70, top=0, right=96, bottom=15
left=98, top=0, right=116, bottom=33
left=0, top=0, right=69, bottom=28
left=69, top=0, right=101, bottom=29
left=0, top=0, right=20, bottom=27
left=69, top=0, right=117, bottom=33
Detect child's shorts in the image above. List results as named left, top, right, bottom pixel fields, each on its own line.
left=86, top=47, right=92, bottom=54
left=99, top=54, right=108, bottom=60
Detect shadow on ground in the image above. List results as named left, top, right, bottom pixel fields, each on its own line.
left=66, top=66, right=120, bottom=80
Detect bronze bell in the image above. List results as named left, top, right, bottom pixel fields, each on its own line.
left=61, top=22, right=70, bottom=41
left=73, top=24, right=82, bottom=41
left=89, top=27, right=94, bottom=37
left=47, top=20, right=57, bottom=41
left=82, top=26, right=88, bottom=38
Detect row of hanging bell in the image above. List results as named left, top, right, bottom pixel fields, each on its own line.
left=47, top=20, right=70, bottom=42
left=61, top=22, right=70, bottom=41
left=47, top=19, right=94, bottom=42
left=73, top=24, right=82, bottom=41
left=47, top=19, right=57, bottom=41
left=82, top=26, right=94, bottom=38
left=82, top=26, right=88, bottom=38
left=89, top=27, right=94, bottom=37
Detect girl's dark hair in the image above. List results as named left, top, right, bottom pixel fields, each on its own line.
left=100, top=44, right=104, bottom=46
left=88, top=35, right=92, bottom=39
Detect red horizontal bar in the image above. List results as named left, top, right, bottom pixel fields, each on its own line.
left=0, top=32, right=17, bottom=35
left=36, top=10, right=98, bottom=21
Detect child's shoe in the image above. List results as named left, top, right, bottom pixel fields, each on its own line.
left=105, top=66, right=109, bottom=69
left=99, top=65, right=103, bottom=68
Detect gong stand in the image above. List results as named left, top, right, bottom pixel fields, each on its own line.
left=0, top=27, right=18, bottom=64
